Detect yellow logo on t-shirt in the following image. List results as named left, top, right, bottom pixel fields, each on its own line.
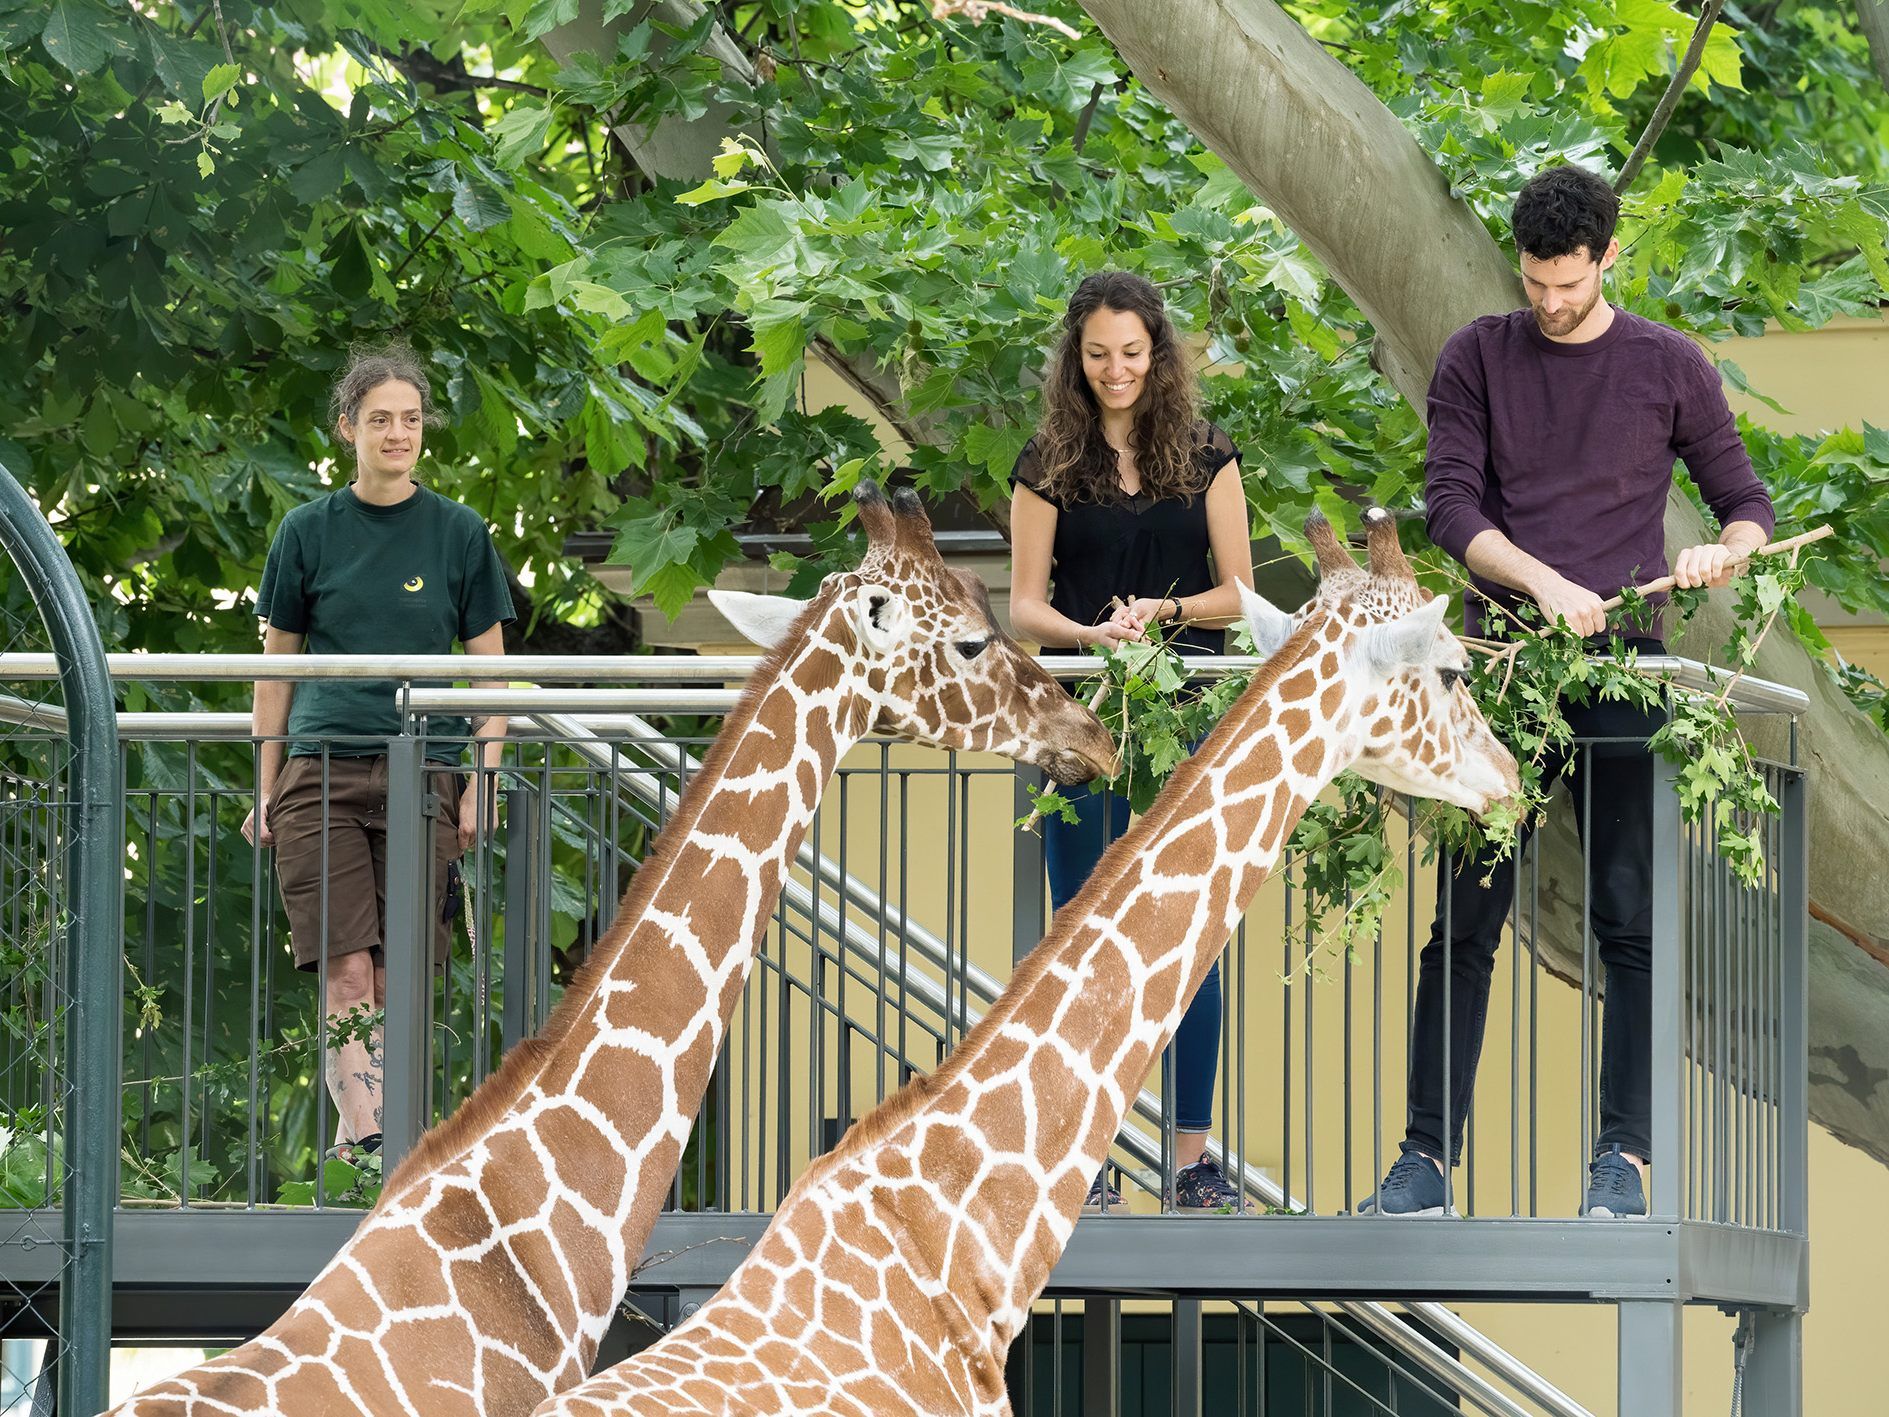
left=403, top=576, right=424, bottom=592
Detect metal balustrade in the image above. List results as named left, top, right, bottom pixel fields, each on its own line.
left=0, top=652, right=1811, bottom=1414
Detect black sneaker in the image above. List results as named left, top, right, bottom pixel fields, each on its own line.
left=1583, top=1146, right=1647, bottom=1218
left=1353, top=1144, right=1452, bottom=1217
left=1081, top=1172, right=1125, bottom=1214
left=1166, top=1154, right=1257, bottom=1214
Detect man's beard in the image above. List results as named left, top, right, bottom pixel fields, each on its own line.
left=1533, top=283, right=1601, bottom=337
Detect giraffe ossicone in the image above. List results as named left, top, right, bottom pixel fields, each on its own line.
left=535, top=507, right=1519, bottom=1417
left=104, top=482, right=1115, bottom=1417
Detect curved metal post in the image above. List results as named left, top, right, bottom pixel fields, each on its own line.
left=0, top=459, right=121, bottom=1417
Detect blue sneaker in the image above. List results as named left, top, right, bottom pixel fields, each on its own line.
left=1354, top=1144, right=1452, bottom=1217
left=1583, top=1146, right=1647, bottom=1218
left=1166, top=1154, right=1257, bottom=1214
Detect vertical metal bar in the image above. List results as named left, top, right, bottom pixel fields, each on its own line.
left=1440, top=841, right=1453, bottom=1216
left=1281, top=851, right=1293, bottom=1208
left=1649, top=752, right=1683, bottom=1219
left=314, top=750, right=332, bottom=1206
left=1171, top=1299, right=1202, bottom=1417
left=1579, top=748, right=1594, bottom=1198
left=1700, top=808, right=1715, bottom=1224
left=1082, top=1298, right=1119, bottom=1417
left=181, top=741, right=198, bottom=1204
left=1617, top=1301, right=1683, bottom=1417
left=1777, top=768, right=1808, bottom=1241
left=501, top=788, right=529, bottom=1049
left=247, top=751, right=264, bottom=1207
left=1303, top=873, right=1315, bottom=1210
left=1741, top=1308, right=1803, bottom=1417
left=1528, top=840, right=1539, bottom=1216
left=141, top=790, right=158, bottom=1158
left=1509, top=859, right=1521, bottom=1215
left=381, top=736, right=432, bottom=1172
left=1013, top=766, right=1047, bottom=967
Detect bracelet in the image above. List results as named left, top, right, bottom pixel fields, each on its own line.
left=1164, top=597, right=1181, bottom=624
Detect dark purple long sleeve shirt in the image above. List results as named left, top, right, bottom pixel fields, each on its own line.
left=1423, top=308, right=1775, bottom=637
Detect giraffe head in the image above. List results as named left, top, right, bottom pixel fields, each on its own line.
left=1240, top=508, right=1518, bottom=814
left=710, top=484, right=1117, bottom=785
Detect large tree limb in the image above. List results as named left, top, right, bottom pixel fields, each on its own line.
left=1079, top=0, right=1889, bottom=1166
left=1859, top=0, right=1889, bottom=92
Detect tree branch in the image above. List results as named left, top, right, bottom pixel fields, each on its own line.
left=1614, top=0, right=1728, bottom=193
left=377, top=43, right=551, bottom=97
left=1072, top=81, right=1107, bottom=154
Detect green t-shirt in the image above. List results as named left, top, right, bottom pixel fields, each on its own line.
left=255, top=483, right=514, bottom=763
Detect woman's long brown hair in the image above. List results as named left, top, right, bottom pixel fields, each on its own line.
left=1032, top=271, right=1205, bottom=505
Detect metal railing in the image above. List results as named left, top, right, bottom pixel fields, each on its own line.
left=0, top=651, right=1812, bottom=1416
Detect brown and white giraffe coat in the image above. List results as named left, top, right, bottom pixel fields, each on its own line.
left=538, top=509, right=1520, bottom=1417
left=105, top=488, right=1114, bottom=1417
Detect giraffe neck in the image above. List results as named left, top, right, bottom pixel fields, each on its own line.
left=368, top=599, right=875, bottom=1375
left=737, top=614, right=1356, bottom=1366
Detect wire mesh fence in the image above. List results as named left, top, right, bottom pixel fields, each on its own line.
left=0, top=505, right=101, bottom=1415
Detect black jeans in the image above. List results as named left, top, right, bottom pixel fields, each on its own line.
left=1406, top=644, right=1666, bottom=1167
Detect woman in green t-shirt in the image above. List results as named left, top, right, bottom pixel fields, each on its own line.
left=242, top=345, right=514, bottom=1163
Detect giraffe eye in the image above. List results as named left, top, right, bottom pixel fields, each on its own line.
left=955, top=638, right=990, bottom=660
left=1438, top=665, right=1470, bottom=691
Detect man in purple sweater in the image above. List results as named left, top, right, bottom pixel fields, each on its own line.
left=1358, top=164, right=1774, bottom=1220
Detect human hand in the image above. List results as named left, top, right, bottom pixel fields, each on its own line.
left=241, top=797, right=274, bottom=847
left=1084, top=616, right=1143, bottom=650
left=1119, top=596, right=1175, bottom=632
left=1672, top=542, right=1738, bottom=590
left=457, top=778, right=499, bottom=852
left=1529, top=573, right=1608, bottom=638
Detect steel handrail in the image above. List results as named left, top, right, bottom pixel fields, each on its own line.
left=0, top=650, right=1808, bottom=716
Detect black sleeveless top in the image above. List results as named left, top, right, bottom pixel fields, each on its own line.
left=1010, top=421, right=1241, bottom=656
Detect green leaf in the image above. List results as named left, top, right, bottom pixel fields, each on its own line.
left=38, top=0, right=114, bottom=75
left=520, top=0, right=579, bottom=43
left=490, top=103, right=554, bottom=169
left=674, top=177, right=751, bottom=206
left=961, top=424, right=1030, bottom=480
left=749, top=307, right=806, bottom=379
left=196, top=150, right=215, bottom=180
left=202, top=62, right=242, bottom=102
left=711, top=137, right=752, bottom=179
left=452, top=180, right=510, bottom=233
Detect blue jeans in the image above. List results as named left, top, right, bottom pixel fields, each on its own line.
left=1042, top=775, right=1222, bottom=1134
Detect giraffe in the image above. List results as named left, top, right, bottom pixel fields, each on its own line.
left=533, top=508, right=1521, bottom=1417
left=106, top=484, right=1117, bottom=1417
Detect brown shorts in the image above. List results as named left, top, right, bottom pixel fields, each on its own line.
left=269, top=754, right=463, bottom=971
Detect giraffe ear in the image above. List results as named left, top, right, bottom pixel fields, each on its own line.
left=1237, top=583, right=1294, bottom=657
left=708, top=589, right=807, bottom=650
left=851, top=581, right=909, bottom=657
left=1366, top=595, right=1450, bottom=673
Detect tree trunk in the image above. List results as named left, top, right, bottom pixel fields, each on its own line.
left=1859, top=0, right=1889, bottom=93
left=1079, top=0, right=1889, bottom=1166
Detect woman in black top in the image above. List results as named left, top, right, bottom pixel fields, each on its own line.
left=1009, top=270, right=1255, bottom=1213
